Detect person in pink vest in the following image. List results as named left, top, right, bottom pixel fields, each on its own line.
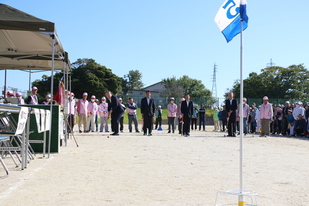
left=237, top=97, right=250, bottom=135
left=87, top=95, right=99, bottom=132
left=42, top=94, right=52, bottom=105
left=126, top=97, right=140, bottom=133
left=16, top=92, right=25, bottom=105
left=167, top=97, right=177, bottom=133
left=99, top=97, right=109, bottom=132
left=27, top=87, right=39, bottom=105
left=259, top=96, right=273, bottom=137
left=77, top=92, right=89, bottom=133
left=65, top=91, right=76, bottom=133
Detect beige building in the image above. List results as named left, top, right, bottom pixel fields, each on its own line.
left=132, top=81, right=167, bottom=108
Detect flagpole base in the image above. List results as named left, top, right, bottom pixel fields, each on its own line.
left=238, top=201, right=245, bottom=206
left=214, top=190, right=258, bottom=206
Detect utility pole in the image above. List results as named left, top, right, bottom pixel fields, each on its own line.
left=212, top=63, right=218, bottom=107
left=267, top=58, right=275, bottom=67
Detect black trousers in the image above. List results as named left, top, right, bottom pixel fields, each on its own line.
left=199, top=117, right=205, bottom=130
left=155, top=117, right=162, bottom=129
left=119, top=116, right=124, bottom=131
left=227, top=114, right=236, bottom=136
left=191, top=118, right=197, bottom=130
left=67, top=114, right=75, bottom=133
left=143, top=115, right=154, bottom=134
left=178, top=117, right=183, bottom=133
left=183, top=115, right=190, bottom=135
left=168, top=117, right=175, bottom=131
left=111, top=112, right=123, bottom=134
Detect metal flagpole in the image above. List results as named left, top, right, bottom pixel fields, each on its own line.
left=239, top=18, right=244, bottom=206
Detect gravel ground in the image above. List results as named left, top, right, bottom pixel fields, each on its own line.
left=0, top=126, right=308, bottom=206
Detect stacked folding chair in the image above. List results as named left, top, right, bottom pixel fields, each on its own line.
left=0, top=112, right=34, bottom=178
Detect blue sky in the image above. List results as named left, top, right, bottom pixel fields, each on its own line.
left=1, top=0, right=309, bottom=101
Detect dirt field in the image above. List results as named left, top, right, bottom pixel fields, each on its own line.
left=0, top=126, right=308, bottom=206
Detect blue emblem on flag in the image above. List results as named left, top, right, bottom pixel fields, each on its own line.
left=215, top=0, right=249, bottom=42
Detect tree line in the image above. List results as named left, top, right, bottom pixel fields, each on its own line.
left=33, top=59, right=308, bottom=105
left=226, top=64, right=309, bottom=100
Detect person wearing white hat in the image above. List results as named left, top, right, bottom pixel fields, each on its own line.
left=42, top=94, right=52, bottom=105
left=167, top=97, right=177, bottom=133
left=6, top=91, right=14, bottom=98
left=292, top=101, right=305, bottom=136
left=77, top=92, right=89, bottom=133
left=155, top=105, right=162, bottom=130
left=98, top=97, right=109, bottom=132
left=87, top=95, right=98, bottom=132
left=237, top=97, right=250, bottom=135
left=27, top=86, right=39, bottom=105
left=65, top=91, right=76, bottom=133
left=259, top=96, right=273, bottom=137
left=16, top=92, right=25, bottom=105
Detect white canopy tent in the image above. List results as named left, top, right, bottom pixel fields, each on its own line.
left=0, top=3, right=71, bottom=155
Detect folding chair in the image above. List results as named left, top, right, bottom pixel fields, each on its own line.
left=0, top=135, right=10, bottom=178
left=0, top=111, right=35, bottom=175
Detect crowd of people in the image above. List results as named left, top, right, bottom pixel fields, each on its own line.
left=215, top=92, right=309, bottom=137
left=4, top=87, right=308, bottom=138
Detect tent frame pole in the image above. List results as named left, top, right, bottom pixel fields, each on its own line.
left=48, top=34, right=55, bottom=158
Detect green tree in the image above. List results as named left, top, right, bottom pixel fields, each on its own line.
left=33, top=58, right=122, bottom=100
left=71, top=58, right=122, bottom=98
left=121, top=70, right=144, bottom=98
left=161, top=75, right=215, bottom=107
left=230, top=64, right=309, bottom=99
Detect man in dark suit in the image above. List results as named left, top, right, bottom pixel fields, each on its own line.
left=181, top=94, right=193, bottom=137
left=105, top=91, right=125, bottom=135
left=225, top=92, right=238, bottom=137
left=140, top=90, right=155, bottom=136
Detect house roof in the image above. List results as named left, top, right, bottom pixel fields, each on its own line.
left=141, top=81, right=164, bottom=91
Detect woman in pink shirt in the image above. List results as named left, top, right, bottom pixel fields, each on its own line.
left=167, top=97, right=177, bottom=133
